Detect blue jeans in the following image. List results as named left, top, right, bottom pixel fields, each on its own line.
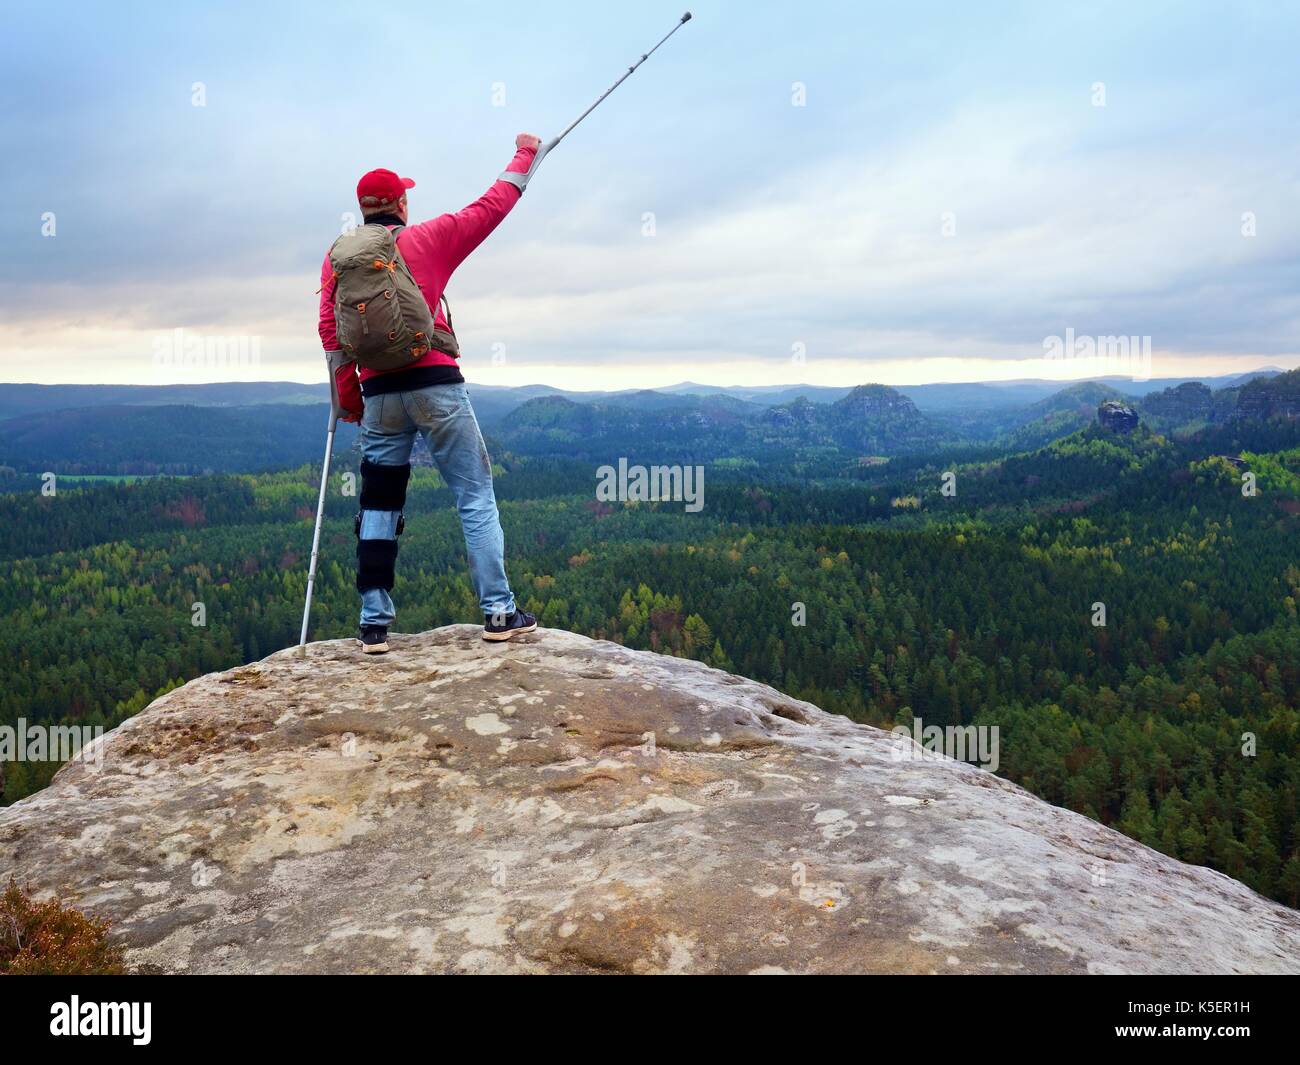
left=358, top=383, right=515, bottom=627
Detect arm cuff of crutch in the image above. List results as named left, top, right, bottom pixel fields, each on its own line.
left=498, top=171, right=528, bottom=193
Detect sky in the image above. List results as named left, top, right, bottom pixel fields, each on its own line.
left=2, top=0, right=1298, bottom=391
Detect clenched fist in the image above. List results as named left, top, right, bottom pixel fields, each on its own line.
left=516, top=132, right=541, bottom=151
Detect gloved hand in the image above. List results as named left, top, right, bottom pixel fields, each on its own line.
left=327, top=351, right=364, bottom=423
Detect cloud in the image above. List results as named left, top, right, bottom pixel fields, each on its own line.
left=3, top=1, right=1298, bottom=387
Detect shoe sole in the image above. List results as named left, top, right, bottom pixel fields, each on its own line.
left=359, top=640, right=389, bottom=654
left=482, top=622, right=537, bottom=642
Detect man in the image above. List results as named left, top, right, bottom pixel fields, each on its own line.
left=318, top=134, right=540, bottom=654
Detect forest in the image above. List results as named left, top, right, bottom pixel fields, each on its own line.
left=2, top=390, right=1299, bottom=908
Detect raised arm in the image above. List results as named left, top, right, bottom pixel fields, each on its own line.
left=400, top=135, right=539, bottom=278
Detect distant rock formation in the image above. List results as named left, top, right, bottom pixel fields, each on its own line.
left=759, top=395, right=821, bottom=430
left=754, top=384, right=942, bottom=453
left=1233, top=368, right=1300, bottom=421
left=1097, top=400, right=1140, bottom=433
left=1140, top=381, right=1215, bottom=423
left=833, top=383, right=921, bottom=421
left=826, top=385, right=940, bottom=451
left=3, top=628, right=1298, bottom=974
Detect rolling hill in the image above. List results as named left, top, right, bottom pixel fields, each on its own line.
left=0, top=403, right=356, bottom=475
left=2, top=369, right=1295, bottom=476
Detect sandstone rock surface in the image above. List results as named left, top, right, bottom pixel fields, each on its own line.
left=2, top=627, right=1297, bottom=974
left=1097, top=400, right=1140, bottom=433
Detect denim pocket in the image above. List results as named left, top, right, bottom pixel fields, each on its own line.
left=413, top=385, right=466, bottom=420
left=376, top=394, right=411, bottom=432
left=361, top=393, right=384, bottom=430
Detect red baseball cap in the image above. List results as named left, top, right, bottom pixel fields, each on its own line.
left=356, top=168, right=415, bottom=210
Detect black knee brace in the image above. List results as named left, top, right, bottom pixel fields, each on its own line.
left=356, top=461, right=411, bottom=593
left=359, top=460, right=411, bottom=510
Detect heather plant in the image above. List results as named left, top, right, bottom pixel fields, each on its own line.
left=0, top=878, right=126, bottom=975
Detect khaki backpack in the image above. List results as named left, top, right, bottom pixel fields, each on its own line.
left=327, top=224, right=459, bottom=371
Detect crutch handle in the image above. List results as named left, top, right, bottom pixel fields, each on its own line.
left=520, top=136, right=559, bottom=187
left=325, top=350, right=352, bottom=420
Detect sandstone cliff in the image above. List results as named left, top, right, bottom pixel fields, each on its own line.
left=2, top=627, right=1297, bottom=974
left=1097, top=400, right=1140, bottom=433
left=1233, top=367, right=1300, bottom=421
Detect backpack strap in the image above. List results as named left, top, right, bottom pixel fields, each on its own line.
left=382, top=223, right=459, bottom=354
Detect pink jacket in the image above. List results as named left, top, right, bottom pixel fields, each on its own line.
left=319, top=144, right=536, bottom=415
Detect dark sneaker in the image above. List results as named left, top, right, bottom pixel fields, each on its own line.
left=358, top=625, right=389, bottom=654
left=482, top=609, right=537, bottom=642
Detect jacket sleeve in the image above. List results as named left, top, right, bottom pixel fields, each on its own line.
left=319, top=253, right=363, bottom=418
left=400, top=145, right=536, bottom=279
left=318, top=254, right=339, bottom=351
